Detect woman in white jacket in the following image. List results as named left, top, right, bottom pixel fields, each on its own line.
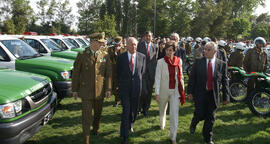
left=155, top=42, right=185, bottom=144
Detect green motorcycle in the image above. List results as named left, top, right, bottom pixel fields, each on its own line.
left=246, top=72, right=270, bottom=117
left=228, top=66, right=249, bottom=102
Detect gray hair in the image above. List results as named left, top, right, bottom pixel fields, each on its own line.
left=127, top=37, right=138, bottom=45
left=205, top=41, right=218, bottom=51
left=170, top=33, right=179, bottom=41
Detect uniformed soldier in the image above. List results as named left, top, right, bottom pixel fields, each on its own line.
left=72, top=32, right=112, bottom=144
left=217, top=40, right=228, bottom=63
left=185, top=37, right=193, bottom=56
left=193, top=40, right=206, bottom=59
left=243, top=37, right=268, bottom=97
left=108, top=36, right=126, bottom=107
left=228, top=42, right=245, bottom=68
left=194, top=37, right=202, bottom=49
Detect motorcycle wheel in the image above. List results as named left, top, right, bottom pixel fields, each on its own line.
left=229, top=81, right=247, bottom=102
left=247, top=88, right=270, bottom=117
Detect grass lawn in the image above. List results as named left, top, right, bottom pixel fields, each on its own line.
left=25, top=96, right=270, bottom=144
left=25, top=74, right=270, bottom=144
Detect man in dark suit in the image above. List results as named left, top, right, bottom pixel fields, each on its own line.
left=137, top=31, right=158, bottom=116
left=117, top=37, right=146, bottom=144
left=187, top=42, right=230, bottom=144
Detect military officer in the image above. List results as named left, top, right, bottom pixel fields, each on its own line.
left=228, top=42, right=245, bottom=68
left=243, top=37, right=268, bottom=97
left=108, top=36, right=126, bottom=107
left=72, top=32, right=112, bottom=144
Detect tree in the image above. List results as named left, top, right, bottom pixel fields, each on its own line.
left=137, top=0, right=154, bottom=36
left=36, top=0, right=48, bottom=24
left=56, top=0, right=74, bottom=33
left=92, top=15, right=118, bottom=38
left=251, top=23, right=269, bottom=39
left=3, top=18, right=15, bottom=34
left=229, top=18, right=251, bottom=40
left=77, top=0, right=103, bottom=35
left=11, top=0, right=33, bottom=34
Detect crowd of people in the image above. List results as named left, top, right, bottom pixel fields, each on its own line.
left=72, top=31, right=268, bottom=144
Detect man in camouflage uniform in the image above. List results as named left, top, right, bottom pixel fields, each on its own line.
left=185, top=40, right=192, bottom=56
left=194, top=41, right=206, bottom=59
left=228, top=42, right=245, bottom=68
left=108, top=36, right=126, bottom=107
left=243, top=37, right=268, bottom=97
left=72, top=32, right=112, bottom=144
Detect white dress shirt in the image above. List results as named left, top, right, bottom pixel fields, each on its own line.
left=128, top=51, right=136, bottom=74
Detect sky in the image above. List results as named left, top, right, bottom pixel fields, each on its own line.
left=29, top=0, right=270, bottom=30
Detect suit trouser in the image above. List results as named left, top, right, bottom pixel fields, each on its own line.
left=120, top=93, right=139, bottom=139
left=81, top=98, right=104, bottom=136
left=192, top=91, right=216, bottom=142
left=159, top=88, right=180, bottom=141
left=140, top=78, right=154, bottom=112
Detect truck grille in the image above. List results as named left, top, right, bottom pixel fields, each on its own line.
left=30, top=84, right=52, bottom=102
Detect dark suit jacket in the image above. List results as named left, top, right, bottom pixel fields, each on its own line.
left=175, top=47, right=186, bottom=63
left=187, top=57, right=230, bottom=108
left=137, top=42, right=158, bottom=82
left=117, top=51, right=146, bottom=99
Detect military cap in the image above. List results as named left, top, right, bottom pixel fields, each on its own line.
left=89, top=32, right=106, bottom=43
left=114, top=36, right=122, bottom=44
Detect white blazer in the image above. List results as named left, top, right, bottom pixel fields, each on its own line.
left=155, top=58, right=184, bottom=96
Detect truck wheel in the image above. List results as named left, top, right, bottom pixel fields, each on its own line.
left=229, top=81, right=247, bottom=102
left=247, top=88, right=270, bottom=117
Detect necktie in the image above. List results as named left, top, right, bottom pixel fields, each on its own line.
left=146, top=44, right=150, bottom=59
left=130, top=54, right=134, bottom=73
left=207, top=60, right=213, bottom=90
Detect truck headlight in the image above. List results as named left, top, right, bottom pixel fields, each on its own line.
left=61, top=71, right=71, bottom=79
left=0, top=100, right=22, bottom=119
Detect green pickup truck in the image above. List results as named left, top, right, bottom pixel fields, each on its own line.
left=0, top=36, right=74, bottom=100
left=0, top=68, right=57, bottom=144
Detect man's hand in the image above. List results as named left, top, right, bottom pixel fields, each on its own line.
left=155, top=95, right=160, bottom=103
left=223, top=101, right=229, bottom=105
left=106, top=91, right=111, bottom=99
left=73, top=92, right=78, bottom=100
left=188, top=94, right=193, bottom=101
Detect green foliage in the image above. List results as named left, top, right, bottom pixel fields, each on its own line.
left=11, top=0, right=33, bottom=34
left=93, top=15, right=118, bottom=38
left=77, top=0, right=103, bottom=35
left=229, top=18, right=251, bottom=40
left=251, top=23, right=270, bottom=39
left=3, top=18, right=15, bottom=34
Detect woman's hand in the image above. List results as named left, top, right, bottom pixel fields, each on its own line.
left=155, top=95, right=160, bottom=103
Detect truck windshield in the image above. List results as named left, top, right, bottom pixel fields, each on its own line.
left=1, top=39, right=39, bottom=59
left=67, top=38, right=80, bottom=48
left=41, top=39, right=62, bottom=52
left=76, top=38, right=87, bottom=46
left=63, top=38, right=77, bottom=49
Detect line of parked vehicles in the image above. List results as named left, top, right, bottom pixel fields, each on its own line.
left=0, top=32, right=90, bottom=144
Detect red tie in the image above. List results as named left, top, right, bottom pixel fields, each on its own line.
left=146, top=44, right=150, bottom=58
left=207, top=60, right=213, bottom=90
left=130, top=54, right=134, bottom=73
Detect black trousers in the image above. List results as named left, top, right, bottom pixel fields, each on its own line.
left=140, top=77, right=154, bottom=113
left=192, top=91, right=217, bottom=142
